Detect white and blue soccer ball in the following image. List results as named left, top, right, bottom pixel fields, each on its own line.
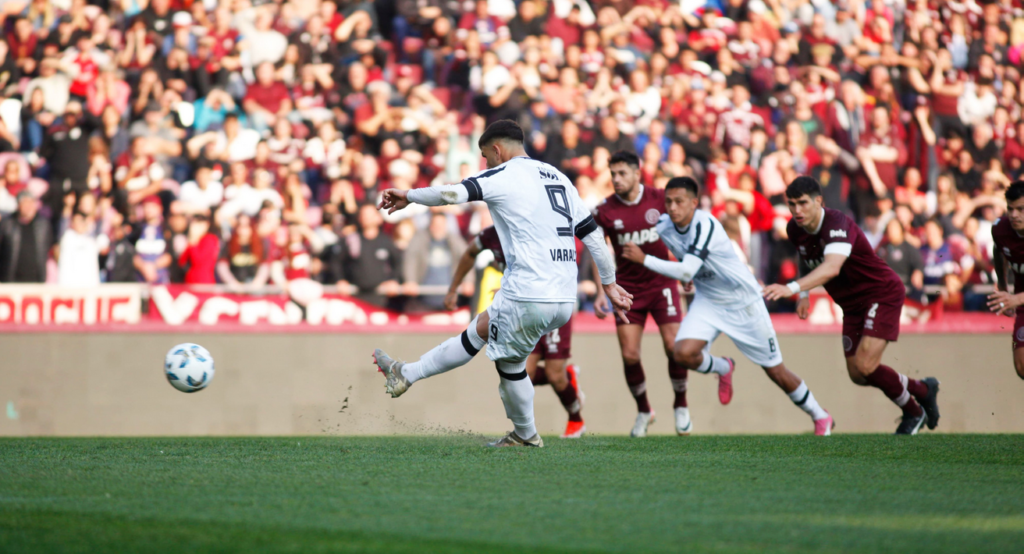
left=164, top=343, right=215, bottom=393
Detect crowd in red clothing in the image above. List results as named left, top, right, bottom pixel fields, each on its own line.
left=0, top=0, right=1021, bottom=313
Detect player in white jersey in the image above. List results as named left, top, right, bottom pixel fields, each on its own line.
left=621, top=177, right=834, bottom=435
left=373, top=120, right=632, bottom=447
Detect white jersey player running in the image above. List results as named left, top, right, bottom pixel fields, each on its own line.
left=621, top=177, right=833, bottom=435
left=374, top=120, right=632, bottom=447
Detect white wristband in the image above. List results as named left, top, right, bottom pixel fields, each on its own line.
left=786, top=281, right=801, bottom=295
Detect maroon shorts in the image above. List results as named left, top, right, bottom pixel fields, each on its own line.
left=617, top=282, right=682, bottom=327
left=532, top=316, right=573, bottom=360
left=841, top=298, right=903, bottom=357
left=1012, top=308, right=1024, bottom=350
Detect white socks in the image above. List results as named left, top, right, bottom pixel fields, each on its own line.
left=788, top=381, right=829, bottom=421
left=402, top=320, right=485, bottom=384
left=696, top=352, right=731, bottom=376
left=497, top=359, right=537, bottom=440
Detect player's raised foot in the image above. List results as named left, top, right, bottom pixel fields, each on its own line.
left=674, top=407, right=692, bottom=435
left=813, top=411, right=834, bottom=436
left=718, top=358, right=735, bottom=405
left=630, top=411, right=655, bottom=437
left=487, top=431, right=544, bottom=448
left=895, top=411, right=928, bottom=435
left=373, top=349, right=409, bottom=398
left=919, top=377, right=941, bottom=430
left=561, top=419, right=586, bottom=439
left=566, top=364, right=585, bottom=407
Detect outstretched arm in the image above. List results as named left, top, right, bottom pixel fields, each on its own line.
left=378, top=184, right=471, bottom=214
left=622, top=242, right=705, bottom=282
left=763, top=253, right=847, bottom=300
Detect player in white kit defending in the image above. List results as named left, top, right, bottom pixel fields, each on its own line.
left=374, top=120, right=632, bottom=447
left=621, top=177, right=834, bottom=435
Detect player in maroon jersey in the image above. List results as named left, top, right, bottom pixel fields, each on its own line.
left=987, top=181, right=1024, bottom=381
left=444, top=226, right=587, bottom=438
left=594, top=151, right=731, bottom=437
left=764, top=177, right=940, bottom=435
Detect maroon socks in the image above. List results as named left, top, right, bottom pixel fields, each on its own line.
left=624, top=362, right=652, bottom=413
left=865, top=364, right=925, bottom=416
left=669, top=360, right=688, bottom=408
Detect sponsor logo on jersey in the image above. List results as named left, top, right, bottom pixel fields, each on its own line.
left=549, top=248, right=577, bottom=262
left=645, top=209, right=660, bottom=225
left=613, top=219, right=624, bottom=230
left=539, top=169, right=559, bottom=181
left=805, top=257, right=825, bottom=269
left=616, top=228, right=660, bottom=246
left=695, top=267, right=715, bottom=281
left=829, top=229, right=847, bottom=238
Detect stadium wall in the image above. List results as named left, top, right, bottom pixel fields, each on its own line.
left=0, top=331, right=1020, bottom=436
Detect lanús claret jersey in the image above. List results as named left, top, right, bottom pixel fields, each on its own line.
left=461, top=156, right=595, bottom=303
left=656, top=210, right=763, bottom=306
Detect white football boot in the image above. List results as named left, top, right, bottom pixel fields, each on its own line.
left=487, top=431, right=544, bottom=447
left=373, top=348, right=409, bottom=398
left=675, top=407, right=692, bottom=435
left=630, top=411, right=656, bottom=437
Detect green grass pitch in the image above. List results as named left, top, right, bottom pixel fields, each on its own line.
left=1, top=435, right=1023, bottom=553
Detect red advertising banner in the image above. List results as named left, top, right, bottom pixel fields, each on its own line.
left=148, top=285, right=472, bottom=331
left=0, top=284, right=1009, bottom=334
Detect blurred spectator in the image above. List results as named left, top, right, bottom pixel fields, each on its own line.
left=0, top=159, right=26, bottom=216
left=178, top=214, right=219, bottom=284
left=403, top=212, right=468, bottom=311
left=57, top=210, right=100, bottom=287
left=178, top=166, right=224, bottom=215
left=0, top=191, right=52, bottom=283
left=217, top=214, right=269, bottom=289
left=132, top=196, right=171, bottom=284
left=879, top=218, right=925, bottom=301
left=40, top=100, right=98, bottom=209
left=329, top=204, right=401, bottom=308
left=271, top=222, right=325, bottom=306
left=102, top=212, right=136, bottom=283
left=921, top=218, right=961, bottom=308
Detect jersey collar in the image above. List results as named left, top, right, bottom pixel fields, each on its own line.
left=615, top=185, right=644, bottom=206
left=811, top=207, right=826, bottom=235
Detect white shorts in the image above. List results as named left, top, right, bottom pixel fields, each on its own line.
left=485, top=290, right=573, bottom=363
left=676, top=295, right=783, bottom=368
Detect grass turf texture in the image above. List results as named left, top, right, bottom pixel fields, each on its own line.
left=1, top=436, right=1022, bottom=553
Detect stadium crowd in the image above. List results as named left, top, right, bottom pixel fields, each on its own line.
left=0, top=0, right=1021, bottom=314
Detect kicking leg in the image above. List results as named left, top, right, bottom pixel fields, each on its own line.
left=375, top=313, right=488, bottom=397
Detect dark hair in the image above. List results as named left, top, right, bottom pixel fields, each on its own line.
left=785, top=176, right=822, bottom=199
left=1006, top=180, right=1024, bottom=203
left=478, top=119, right=525, bottom=148
left=666, top=176, right=700, bottom=197
left=609, top=150, right=640, bottom=168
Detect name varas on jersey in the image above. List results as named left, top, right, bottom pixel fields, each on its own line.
left=549, top=248, right=577, bottom=262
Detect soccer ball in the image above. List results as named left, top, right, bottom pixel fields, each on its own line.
left=164, top=343, right=215, bottom=393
